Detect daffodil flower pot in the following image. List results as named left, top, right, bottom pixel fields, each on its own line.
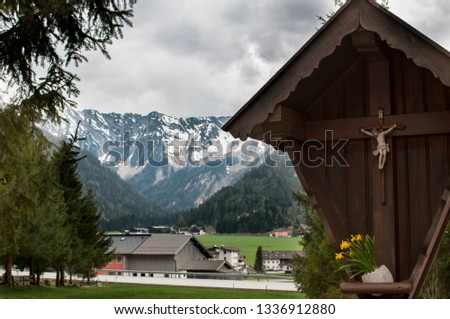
left=361, top=265, right=393, bottom=283
left=361, top=265, right=394, bottom=297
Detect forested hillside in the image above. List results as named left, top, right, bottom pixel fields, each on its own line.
left=77, top=152, right=165, bottom=230
left=178, top=154, right=304, bottom=233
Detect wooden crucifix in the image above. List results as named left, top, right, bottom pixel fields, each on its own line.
left=360, top=108, right=405, bottom=204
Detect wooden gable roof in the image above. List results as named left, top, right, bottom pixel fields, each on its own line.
left=223, top=0, right=450, bottom=140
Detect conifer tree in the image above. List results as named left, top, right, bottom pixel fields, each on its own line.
left=72, top=189, right=113, bottom=284
left=54, top=134, right=112, bottom=285
left=53, top=137, right=85, bottom=286
left=254, top=245, right=263, bottom=273
left=1, top=0, right=137, bottom=121
left=15, top=159, right=69, bottom=286
left=1, top=1, right=134, bottom=284
left=0, top=106, right=51, bottom=285
left=291, top=192, right=345, bottom=298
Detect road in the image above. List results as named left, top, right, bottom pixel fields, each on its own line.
left=12, top=270, right=298, bottom=292
left=97, top=274, right=298, bottom=291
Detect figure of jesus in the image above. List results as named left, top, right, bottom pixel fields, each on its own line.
left=360, top=124, right=397, bottom=170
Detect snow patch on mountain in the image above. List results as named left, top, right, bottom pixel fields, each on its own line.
left=44, top=108, right=272, bottom=211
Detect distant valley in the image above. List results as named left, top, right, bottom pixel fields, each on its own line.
left=43, top=108, right=304, bottom=231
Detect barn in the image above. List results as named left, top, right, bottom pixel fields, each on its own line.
left=101, top=234, right=233, bottom=275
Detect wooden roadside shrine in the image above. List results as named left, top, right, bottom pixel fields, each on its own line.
left=223, top=0, right=450, bottom=298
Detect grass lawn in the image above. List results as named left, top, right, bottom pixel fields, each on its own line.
left=0, top=283, right=304, bottom=299
left=196, top=234, right=302, bottom=266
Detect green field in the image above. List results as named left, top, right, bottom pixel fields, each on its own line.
left=0, top=283, right=303, bottom=299
left=196, top=234, right=301, bottom=266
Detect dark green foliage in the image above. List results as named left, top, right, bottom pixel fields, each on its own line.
left=1, top=0, right=135, bottom=286
left=76, top=152, right=165, bottom=230
left=291, top=192, right=345, bottom=298
left=71, top=190, right=113, bottom=283
left=14, top=159, right=69, bottom=285
left=254, top=245, right=263, bottom=273
left=0, top=105, right=69, bottom=285
left=437, top=228, right=450, bottom=292
left=179, top=154, right=304, bottom=233
left=1, top=0, right=136, bottom=121
left=421, top=227, right=450, bottom=298
left=54, top=137, right=113, bottom=284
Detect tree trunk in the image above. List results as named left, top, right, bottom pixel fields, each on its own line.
left=36, top=273, right=41, bottom=286
left=29, top=257, right=35, bottom=285
left=59, top=266, right=65, bottom=287
left=35, top=260, right=41, bottom=286
left=69, top=269, right=73, bottom=285
left=4, top=255, right=13, bottom=286
left=55, top=269, right=60, bottom=287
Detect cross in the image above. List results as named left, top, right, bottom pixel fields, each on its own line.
left=360, top=108, right=405, bottom=204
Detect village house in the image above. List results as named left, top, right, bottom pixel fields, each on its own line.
left=149, top=225, right=173, bottom=233
left=270, top=230, right=290, bottom=238
left=207, top=245, right=241, bottom=268
left=177, top=225, right=206, bottom=236
left=129, top=227, right=149, bottom=234
left=262, top=250, right=304, bottom=273
left=100, top=234, right=233, bottom=276
left=99, top=235, right=148, bottom=276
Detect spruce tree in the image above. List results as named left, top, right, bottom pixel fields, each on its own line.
left=1, top=0, right=137, bottom=121
left=0, top=106, right=54, bottom=285
left=15, top=159, right=69, bottom=285
left=53, top=138, right=85, bottom=286
left=254, top=245, right=263, bottom=273
left=291, top=192, right=345, bottom=298
left=54, top=135, right=112, bottom=285
left=73, top=189, right=113, bottom=284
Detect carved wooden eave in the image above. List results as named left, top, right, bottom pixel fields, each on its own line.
left=223, top=0, right=450, bottom=140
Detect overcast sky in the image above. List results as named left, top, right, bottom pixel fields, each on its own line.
left=70, top=0, right=450, bottom=117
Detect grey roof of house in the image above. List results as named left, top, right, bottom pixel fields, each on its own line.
left=182, top=260, right=233, bottom=272
left=108, top=234, right=213, bottom=258
left=221, top=246, right=240, bottom=252
left=110, top=235, right=150, bottom=255
left=262, top=250, right=304, bottom=260
left=132, top=235, right=195, bottom=256
left=208, top=246, right=240, bottom=252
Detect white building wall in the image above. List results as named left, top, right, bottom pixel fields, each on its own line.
left=263, top=259, right=281, bottom=271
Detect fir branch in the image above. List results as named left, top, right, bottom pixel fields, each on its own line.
left=0, top=121, right=84, bottom=200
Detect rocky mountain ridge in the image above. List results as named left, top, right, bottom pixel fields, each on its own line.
left=43, top=108, right=271, bottom=210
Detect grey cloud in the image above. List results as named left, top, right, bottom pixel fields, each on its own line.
left=68, top=0, right=449, bottom=117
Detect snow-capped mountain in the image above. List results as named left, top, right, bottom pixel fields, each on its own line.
left=43, top=108, right=272, bottom=211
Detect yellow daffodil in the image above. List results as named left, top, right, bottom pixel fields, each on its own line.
left=335, top=252, right=344, bottom=261
left=335, top=234, right=378, bottom=277
left=340, top=240, right=351, bottom=250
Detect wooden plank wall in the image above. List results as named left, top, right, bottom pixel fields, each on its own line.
left=303, top=49, right=450, bottom=281
left=391, top=51, right=450, bottom=281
